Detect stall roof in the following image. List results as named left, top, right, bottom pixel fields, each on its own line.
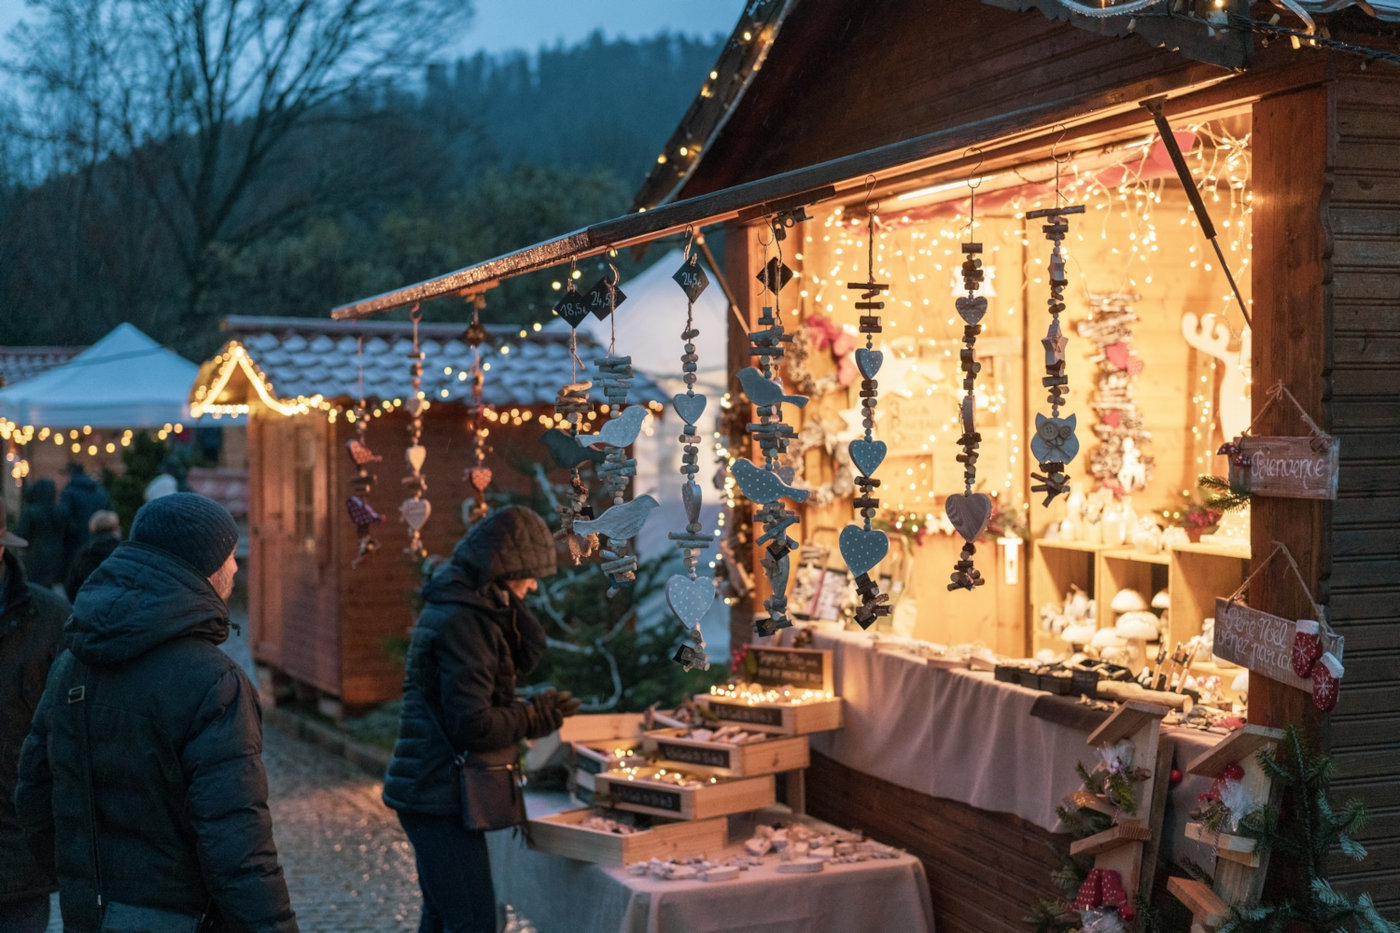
left=0, top=323, right=198, bottom=429
left=191, top=316, right=664, bottom=415
left=0, top=346, right=83, bottom=387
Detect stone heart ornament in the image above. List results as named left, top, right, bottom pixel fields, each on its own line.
left=839, top=524, right=889, bottom=578
left=406, top=444, right=427, bottom=472
left=944, top=492, right=992, bottom=543
left=672, top=392, right=707, bottom=426
left=667, top=574, right=717, bottom=627
left=955, top=295, right=987, bottom=326
left=399, top=497, right=431, bottom=532
left=854, top=348, right=883, bottom=379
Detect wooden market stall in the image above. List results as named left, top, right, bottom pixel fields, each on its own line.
left=328, top=0, right=1400, bottom=928
left=189, top=315, right=658, bottom=715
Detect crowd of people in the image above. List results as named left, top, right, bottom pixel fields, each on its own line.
left=1, top=460, right=576, bottom=933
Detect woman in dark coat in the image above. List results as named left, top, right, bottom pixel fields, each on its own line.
left=16, top=478, right=65, bottom=589
left=383, top=505, right=579, bottom=933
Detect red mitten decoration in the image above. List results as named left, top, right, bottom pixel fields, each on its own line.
left=1073, top=868, right=1104, bottom=912
left=1312, top=652, right=1344, bottom=712
left=1291, top=619, right=1323, bottom=678
left=1099, top=868, right=1134, bottom=920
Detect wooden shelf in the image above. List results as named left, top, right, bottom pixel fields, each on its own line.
left=1184, top=823, right=1261, bottom=867
left=1186, top=724, right=1285, bottom=777
left=1028, top=540, right=1107, bottom=657
left=1087, top=699, right=1171, bottom=747
left=1167, top=876, right=1228, bottom=930
left=1069, top=821, right=1154, bottom=857
left=1064, top=788, right=1116, bottom=817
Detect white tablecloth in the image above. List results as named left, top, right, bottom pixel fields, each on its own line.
left=780, top=626, right=1219, bottom=841
left=489, top=806, right=935, bottom=933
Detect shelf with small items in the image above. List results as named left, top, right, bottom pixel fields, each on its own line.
left=1028, top=539, right=1109, bottom=658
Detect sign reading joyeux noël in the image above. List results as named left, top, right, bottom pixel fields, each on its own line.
left=1228, top=435, right=1340, bottom=500
left=1213, top=598, right=1344, bottom=693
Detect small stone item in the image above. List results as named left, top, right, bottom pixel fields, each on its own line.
left=740, top=229, right=803, bottom=638
left=666, top=249, right=715, bottom=670
left=1026, top=202, right=1085, bottom=505
left=946, top=241, right=989, bottom=592
left=840, top=206, right=890, bottom=629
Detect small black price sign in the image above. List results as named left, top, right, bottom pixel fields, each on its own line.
left=584, top=277, right=626, bottom=321
left=554, top=287, right=590, bottom=329
left=672, top=257, right=710, bottom=302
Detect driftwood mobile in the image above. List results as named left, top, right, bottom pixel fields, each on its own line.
left=332, top=0, right=1400, bottom=928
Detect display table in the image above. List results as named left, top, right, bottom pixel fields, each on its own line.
left=777, top=625, right=1220, bottom=850
left=489, top=804, right=935, bottom=933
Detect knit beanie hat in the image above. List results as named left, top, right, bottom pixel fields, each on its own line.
left=130, top=492, right=240, bottom=576
left=452, top=505, right=557, bottom=585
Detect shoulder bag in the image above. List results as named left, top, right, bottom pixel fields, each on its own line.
left=426, top=701, right=526, bottom=832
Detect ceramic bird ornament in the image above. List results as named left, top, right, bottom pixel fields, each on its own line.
left=575, top=404, right=649, bottom=449
left=736, top=366, right=809, bottom=411
left=731, top=457, right=810, bottom=505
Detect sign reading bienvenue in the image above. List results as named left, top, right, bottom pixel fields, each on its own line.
left=1228, top=436, right=1340, bottom=500
left=1213, top=598, right=1344, bottom=693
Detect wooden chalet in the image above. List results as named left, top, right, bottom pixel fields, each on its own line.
left=330, top=0, right=1400, bottom=927
left=190, top=316, right=658, bottom=715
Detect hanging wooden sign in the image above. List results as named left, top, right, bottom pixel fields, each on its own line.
left=1213, top=598, right=1344, bottom=692
left=1226, top=435, right=1340, bottom=500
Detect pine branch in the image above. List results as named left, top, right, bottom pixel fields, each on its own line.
left=1197, top=473, right=1253, bottom=512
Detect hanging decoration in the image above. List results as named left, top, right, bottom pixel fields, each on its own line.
left=344, top=335, right=385, bottom=566
left=573, top=264, right=659, bottom=596
left=544, top=266, right=604, bottom=562
left=945, top=155, right=991, bottom=591
left=1027, top=139, right=1085, bottom=507
left=400, top=305, right=431, bottom=560
left=1076, top=293, right=1155, bottom=495
left=734, top=212, right=809, bottom=637
left=461, top=298, right=493, bottom=525
left=665, top=234, right=716, bottom=671
left=840, top=181, right=891, bottom=629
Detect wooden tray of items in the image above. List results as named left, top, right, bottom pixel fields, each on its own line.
left=694, top=693, right=844, bottom=736
left=642, top=727, right=810, bottom=778
left=528, top=807, right=728, bottom=867
left=594, top=768, right=776, bottom=820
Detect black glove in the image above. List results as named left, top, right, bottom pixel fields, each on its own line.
left=554, top=689, right=582, bottom=718
left=525, top=689, right=564, bottom=738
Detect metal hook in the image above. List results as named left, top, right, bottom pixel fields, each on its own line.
left=1051, top=124, right=1070, bottom=165
left=682, top=224, right=695, bottom=262
left=607, top=263, right=621, bottom=288
left=863, top=174, right=881, bottom=217
left=964, top=146, right=984, bottom=191
left=409, top=302, right=422, bottom=324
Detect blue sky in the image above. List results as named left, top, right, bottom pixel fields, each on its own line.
left=0, top=1, right=746, bottom=61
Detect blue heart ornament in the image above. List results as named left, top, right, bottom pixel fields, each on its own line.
left=672, top=392, right=707, bottom=425
left=849, top=439, right=887, bottom=477
left=840, top=524, right=889, bottom=577
left=855, top=348, right=883, bottom=379
left=667, top=574, right=716, bottom=627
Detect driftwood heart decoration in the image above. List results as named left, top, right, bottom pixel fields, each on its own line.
left=672, top=392, right=707, bottom=426
left=855, top=348, right=883, bottom=379
left=944, top=492, right=992, bottom=543
left=849, top=439, right=887, bottom=477
left=406, top=444, right=427, bottom=472
left=667, top=573, right=717, bottom=627
left=955, top=295, right=987, bottom=326
left=839, top=524, right=889, bottom=577
left=399, top=497, right=431, bottom=532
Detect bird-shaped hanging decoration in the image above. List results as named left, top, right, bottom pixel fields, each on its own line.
left=461, top=297, right=494, bottom=525
left=665, top=241, right=715, bottom=671
left=841, top=186, right=891, bottom=628
left=946, top=159, right=990, bottom=592
left=737, top=215, right=806, bottom=637
left=400, top=306, right=431, bottom=560
left=575, top=265, right=656, bottom=595
left=1027, top=145, right=1085, bottom=506
left=345, top=337, right=385, bottom=567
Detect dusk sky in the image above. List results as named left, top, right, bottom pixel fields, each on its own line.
left=0, top=1, right=747, bottom=63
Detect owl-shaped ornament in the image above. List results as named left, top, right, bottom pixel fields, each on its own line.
left=1031, top=413, right=1079, bottom=465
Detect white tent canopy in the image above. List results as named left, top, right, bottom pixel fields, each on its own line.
left=0, top=323, right=198, bottom=429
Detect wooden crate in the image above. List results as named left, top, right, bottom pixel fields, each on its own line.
left=528, top=807, right=728, bottom=867
left=526, top=712, right=646, bottom=773
left=695, top=694, right=844, bottom=736
left=642, top=728, right=810, bottom=777
left=594, top=770, right=776, bottom=820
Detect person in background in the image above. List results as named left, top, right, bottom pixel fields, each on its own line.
left=15, top=479, right=66, bottom=591
left=58, top=462, right=111, bottom=574
left=64, top=510, right=123, bottom=600
left=143, top=454, right=190, bottom=502
left=16, top=493, right=298, bottom=933
left=383, top=505, right=580, bottom=933
left=0, top=499, right=71, bottom=932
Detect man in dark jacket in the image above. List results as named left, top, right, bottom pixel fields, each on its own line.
left=383, top=505, right=580, bottom=933
left=16, top=492, right=298, bottom=933
left=0, top=499, right=70, bottom=932
left=58, top=462, right=111, bottom=573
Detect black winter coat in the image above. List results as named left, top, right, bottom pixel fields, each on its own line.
left=14, top=542, right=297, bottom=933
left=0, top=550, right=70, bottom=906
left=381, top=561, right=549, bottom=817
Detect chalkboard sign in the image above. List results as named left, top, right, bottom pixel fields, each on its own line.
left=747, top=646, right=833, bottom=692
left=653, top=740, right=733, bottom=771
left=606, top=781, right=681, bottom=814
left=1228, top=436, right=1340, bottom=500
left=707, top=701, right=785, bottom=728
left=1213, top=598, right=1344, bottom=692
